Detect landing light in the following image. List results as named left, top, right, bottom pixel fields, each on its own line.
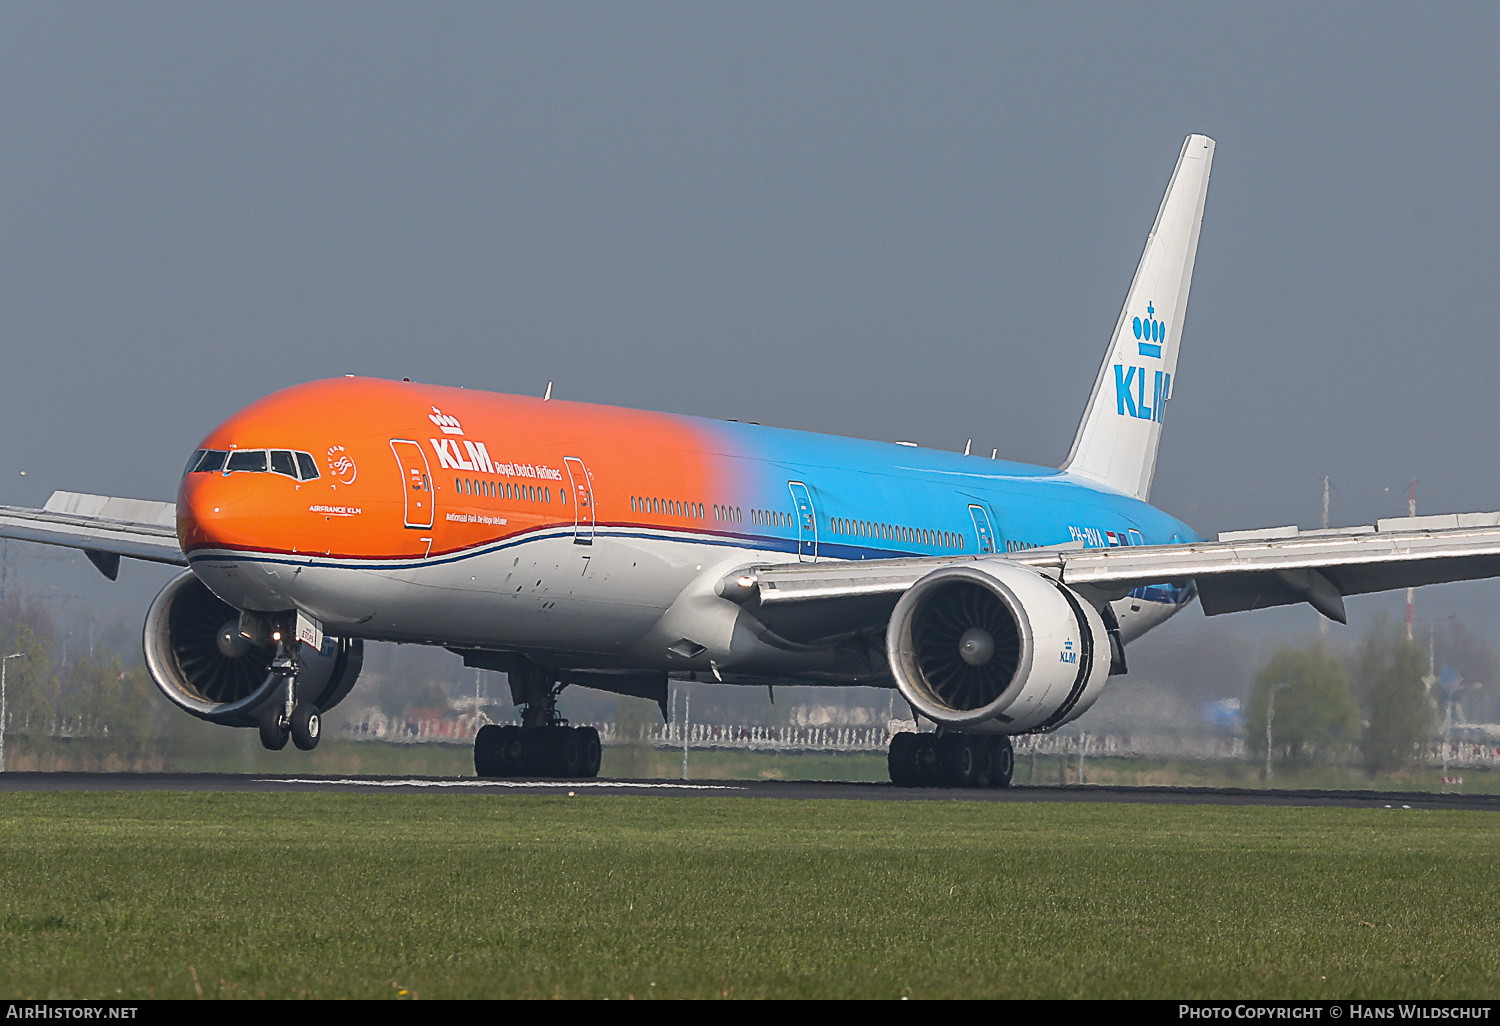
left=736, top=575, right=755, bottom=588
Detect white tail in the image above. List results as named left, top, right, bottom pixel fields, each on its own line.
left=1061, top=134, right=1215, bottom=500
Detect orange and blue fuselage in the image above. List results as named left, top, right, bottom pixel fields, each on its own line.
left=179, top=377, right=1196, bottom=677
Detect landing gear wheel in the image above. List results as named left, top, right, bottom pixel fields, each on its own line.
left=973, top=737, right=997, bottom=789
left=888, top=732, right=922, bottom=787
left=474, top=723, right=503, bottom=777
left=938, top=733, right=979, bottom=788
left=577, top=726, right=602, bottom=778
left=990, top=735, right=1015, bottom=789
left=290, top=703, right=321, bottom=751
left=258, top=709, right=289, bottom=751
left=558, top=728, right=585, bottom=777
left=497, top=725, right=525, bottom=775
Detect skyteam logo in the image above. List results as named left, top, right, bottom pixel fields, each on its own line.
left=1133, top=301, right=1166, bottom=358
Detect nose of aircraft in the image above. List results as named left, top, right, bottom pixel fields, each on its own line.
left=176, top=471, right=264, bottom=554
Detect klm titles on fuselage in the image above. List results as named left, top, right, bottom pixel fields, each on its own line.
left=1116, top=301, right=1171, bottom=423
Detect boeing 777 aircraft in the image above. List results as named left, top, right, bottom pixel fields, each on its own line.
left=7, top=134, right=1500, bottom=787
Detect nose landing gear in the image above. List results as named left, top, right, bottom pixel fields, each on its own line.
left=257, top=639, right=322, bottom=752
left=473, top=659, right=602, bottom=778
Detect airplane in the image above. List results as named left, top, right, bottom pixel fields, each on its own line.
left=7, top=132, right=1500, bottom=788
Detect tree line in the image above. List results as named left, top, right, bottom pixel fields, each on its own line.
left=1246, top=612, right=1463, bottom=776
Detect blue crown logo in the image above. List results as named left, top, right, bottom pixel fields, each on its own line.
left=1133, top=302, right=1165, bottom=358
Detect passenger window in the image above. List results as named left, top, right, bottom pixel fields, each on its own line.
left=270, top=451, right=297, bottom=478
left=295, top=452, right=319, bottom=480
left=226, top=450, right=267, bottom=473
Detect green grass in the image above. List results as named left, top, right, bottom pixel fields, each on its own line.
left=1, top=793, right=1498, bottom=999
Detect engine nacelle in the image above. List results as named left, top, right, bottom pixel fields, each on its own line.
left=143, top=570, right=363, bottom=727
left=886, top=560, right=1110, bottom=733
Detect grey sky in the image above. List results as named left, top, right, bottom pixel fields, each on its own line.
left=1, top=3, right=1498, bottom=640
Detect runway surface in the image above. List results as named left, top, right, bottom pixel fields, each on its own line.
left=0, top=772, right=1497, bottom=810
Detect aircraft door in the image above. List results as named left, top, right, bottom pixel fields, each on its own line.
left=788, top=481, right=817, bottom=562
left=564, top=456, right=595, bottom=546
left=390, top=440, right=435, bottom=529
left=968, top=504, right=998, bottom=555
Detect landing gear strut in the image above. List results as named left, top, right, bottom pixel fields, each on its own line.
left=888, top=731, right=1013, bottom=789
left=473, top=658, right=602, bottom=778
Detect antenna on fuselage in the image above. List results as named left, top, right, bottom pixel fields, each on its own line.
left=963, top=438, right=972, bottom=456
left=543, top=381, right=553, bottom=401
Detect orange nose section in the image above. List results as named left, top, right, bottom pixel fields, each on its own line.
left=176, top=473, right=270, bottom=554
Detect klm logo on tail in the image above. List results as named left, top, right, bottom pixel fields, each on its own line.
left=1114, top=364, right=1171, bottom=423
left=1133, top=301, right=1166, bottom=358
left=1115, top=300, right=1171, bottom=423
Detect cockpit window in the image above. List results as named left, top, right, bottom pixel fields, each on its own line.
left=190, top=448, right=320, bottom=480
left=188, top=450, right=227, bottom=474
left=226, top=449, right=268, bottom=473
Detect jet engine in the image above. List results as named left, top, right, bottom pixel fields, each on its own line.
left=886, top=560, right=1110, bottom=733
left=143, top=570, right=362, bottom=727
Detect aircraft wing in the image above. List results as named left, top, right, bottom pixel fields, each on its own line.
left=720, top=512, right=1500, bottom=642
left=0, top=490, right=186, bottom=578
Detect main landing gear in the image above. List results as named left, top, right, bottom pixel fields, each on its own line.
left=887, top=731, right=1014, bottom=789
left=257, top=639, right=322, bottom=752
left=473, top=659, right=602, bottom=778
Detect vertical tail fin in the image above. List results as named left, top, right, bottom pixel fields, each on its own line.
left=1060, top=134, right=1215, bottom=500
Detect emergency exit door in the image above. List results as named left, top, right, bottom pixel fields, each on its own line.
left=390, top=439, right=434, bottom=529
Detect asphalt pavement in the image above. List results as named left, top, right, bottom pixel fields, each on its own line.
left=0, top=772, right=1495, bottom=810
